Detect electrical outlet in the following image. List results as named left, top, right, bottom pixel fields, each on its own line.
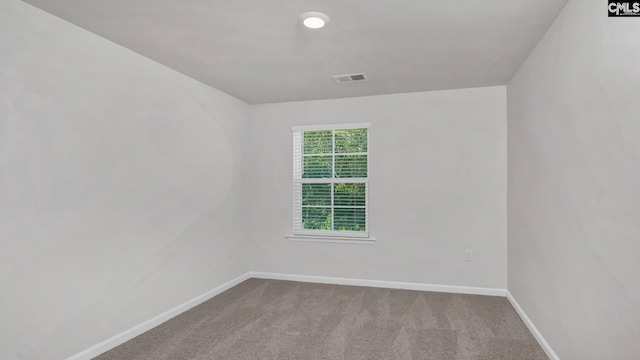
left=465, top=250, right=473, bottom=262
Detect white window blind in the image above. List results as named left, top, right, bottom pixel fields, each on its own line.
left=292, top=124, right=370, bottom=238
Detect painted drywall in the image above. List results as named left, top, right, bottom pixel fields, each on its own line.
left=249, top=86, right=507, bottom=289
left=0, top=1, right=252, bottom=359
left=507, top=0, right=640, bottom=359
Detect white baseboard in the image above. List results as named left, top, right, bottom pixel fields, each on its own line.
left=506, top=291, right=560, bottom=360
left=65, top=272, right=252, bottom=360
left=250, top=271, right=507, bottom=297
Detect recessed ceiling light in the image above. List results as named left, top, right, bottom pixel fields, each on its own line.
left=300, top=12, right=330, bottom=29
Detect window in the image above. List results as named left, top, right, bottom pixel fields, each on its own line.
left=292, top=123, right=370, bottom=239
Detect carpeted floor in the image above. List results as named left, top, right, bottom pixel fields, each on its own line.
left=95, top=279, right=548, bottom=360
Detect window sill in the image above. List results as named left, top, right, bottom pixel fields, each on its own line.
left=285, top=234, right=376, bottom=245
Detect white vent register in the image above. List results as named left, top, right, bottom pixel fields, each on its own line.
left=333, top=72, right=368, bottom=83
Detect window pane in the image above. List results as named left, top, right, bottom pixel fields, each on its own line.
left=335, top=129, right=367, bottom=153
left=303, top=155, right=332, bottom=178
left=335, top=155, right=367, bottom=178
left=334, top=183, right=365, bottom=207
left=334, top=208, right=366, bottom=232
left=302, top=207, right=332, bottom=230
left=303, top=130, right=332, bottom=154
left=302, top=184, right=331, bottom=206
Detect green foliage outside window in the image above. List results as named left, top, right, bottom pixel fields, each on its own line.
left=300, top=128, right=367, bottom=232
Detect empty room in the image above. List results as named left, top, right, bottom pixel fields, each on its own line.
left=1, top=0, right=638, bottom=359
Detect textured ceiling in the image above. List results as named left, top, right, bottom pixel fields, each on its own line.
left=23, top=0, right=568, bottom=104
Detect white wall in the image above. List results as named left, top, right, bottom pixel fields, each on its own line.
left=250, top=86, right=507, bottom=289
left=507, top=0, right=640, bottom=359
left=0, top=1, right=252, bottom=359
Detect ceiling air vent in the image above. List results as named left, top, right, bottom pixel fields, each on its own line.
left=333, top=72, right=368, bottom=83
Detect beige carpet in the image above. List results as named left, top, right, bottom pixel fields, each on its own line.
left=95, top=279, right=548, bottom=360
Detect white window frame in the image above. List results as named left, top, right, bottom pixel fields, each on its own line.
left=289, top=123, right=372, bottom=243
